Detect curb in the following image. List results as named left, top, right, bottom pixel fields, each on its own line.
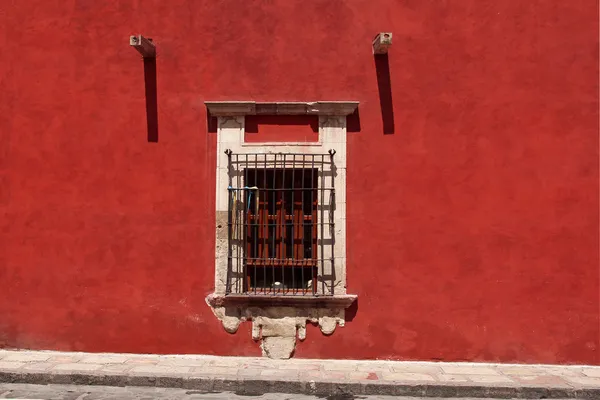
left=1, top=370, right=599, bottom=399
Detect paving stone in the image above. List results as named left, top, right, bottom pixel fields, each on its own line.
left=3, top=353, right=51, bottom=362
left=497, top=366, right=546, bottom=376
left=437, top=374, right=471, bottom=382
left=0, top=361, right=25, bottom=369
left=125, top=358, right=159, bottom=365
left=299, top=370, right=322, bottom=380
left=390, top=364, right=441, bottom=374
left=277, top=363, right=320, bottom=370
left=130, top=365, right=191, bottom=374
left=514, top=375, right=571, bottom=386
left=284, top=358, right=321, bottom=365
left=322, top=361, right=357, bottom=371
left=319, top=371, right=347, bottom=381
left=565, top=376, right=600, bottom=386
left=440, top=365, right=501, bottom=375
left=543, top=366, right=585, bottom=377
left=191, top=366, right=238, bottom=375
left=158, top=359, right=209, bottom=368
left=101, top=364, right=134, bottom=373
left=209, top=359, right=246, bottom=368
left=260, top=369, right=300, bottom=379
left=80, top=355, right=129, bottom=364
left=237, top=368, right=261, bottom=377
left=48, top=355, right=82, bottom=363
left=582, top=368, right=600, bottom=378
left=347, top=371, right=379, bottom=380
left=356, top=362, right=392, bottom=372
left=53, top=363, right=103, bottom=372
left=380, top=372, right=436, bottom=382
left=467, top=374, right=516, bottom=384
left=22, top=362, right=55, bottom=371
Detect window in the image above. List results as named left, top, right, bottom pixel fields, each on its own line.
left=225, top=151, right=335, bottom=296
left=208, top=110, right=356, bottom=358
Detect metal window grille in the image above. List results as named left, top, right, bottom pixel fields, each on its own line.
left=225, top=150, right=336, bottom=296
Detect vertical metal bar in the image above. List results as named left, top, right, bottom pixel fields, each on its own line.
left=263, top=154, right=268, bottom=294
left=281, top=154, right=287, bottom=294
left=254, top=154, right=258, bottom=295
left=239, top=158, right=244, bottom=293
left=243, top=154, right=248, bottom=294
left=272, top=154, right=277, bottom=294
left=301, top=155, right=306, bottom=294
left=329, top=150, right=336, bottom=295
left=300, top=163, right=305, bottom=263
left=320, top=154, right=325, bottom=296
left=310, top=154, right=315, bottom=295
left=234, top=154, right=238, bottom=294
left=225, top=150, right=233, bottom=295
left=292, top=154, right=298, bottom=295
left=239, top=154, right=244, bottom=294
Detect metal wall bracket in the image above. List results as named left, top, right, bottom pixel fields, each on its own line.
left=130, top=35, right=156, bottom=58
left=373, top=32, right=392, bottom=54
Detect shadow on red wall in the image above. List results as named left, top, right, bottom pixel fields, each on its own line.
left=143, top=58, right=158, bottom=142
left=374, top=54, right=394, bottom=135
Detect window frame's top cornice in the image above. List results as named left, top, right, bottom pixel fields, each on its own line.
left=205, top=101, right=359, bottom=117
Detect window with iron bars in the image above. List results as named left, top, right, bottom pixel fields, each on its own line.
left=225, top=150, right=335, bottom=296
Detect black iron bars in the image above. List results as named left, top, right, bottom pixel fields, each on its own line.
left=224, top=150, right=335, bottom=297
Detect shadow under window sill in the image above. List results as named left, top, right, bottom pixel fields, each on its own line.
left=206, top=293, right=357, bottom=308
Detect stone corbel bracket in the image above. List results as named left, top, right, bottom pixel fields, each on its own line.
left=206, top=294, right=357, bottom=359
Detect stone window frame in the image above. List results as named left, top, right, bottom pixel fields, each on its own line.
left=205, top=101, right=358, bottom=359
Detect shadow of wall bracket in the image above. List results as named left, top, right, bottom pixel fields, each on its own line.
left=373, top=32, right=392, bottom=54
left=130, top=35, right=156, bottom=58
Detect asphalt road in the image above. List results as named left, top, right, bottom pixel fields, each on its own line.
left=0, top=383, right=574, bottom=400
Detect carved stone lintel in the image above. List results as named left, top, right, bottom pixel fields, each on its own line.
left=206, top=101, right=359, bottom=117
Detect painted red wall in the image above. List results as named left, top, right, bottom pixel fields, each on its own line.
left=245, top=116, right=319, bottom=143
left=0, top=0, right=598, bottom=364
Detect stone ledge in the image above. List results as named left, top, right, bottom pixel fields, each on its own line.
left=206, top=293, right=357, bottom=308
left=205, top=101, right=359, bottom=116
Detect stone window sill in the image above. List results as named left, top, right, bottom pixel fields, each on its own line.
left=206, top=293, right=357, bottom=308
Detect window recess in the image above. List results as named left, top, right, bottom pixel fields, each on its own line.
left=225, top=150, right=336, bottom=296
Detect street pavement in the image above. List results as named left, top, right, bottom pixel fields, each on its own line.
left=0, top=350, right=598, bottom=398
left=0, top=383, right=572, bottom=400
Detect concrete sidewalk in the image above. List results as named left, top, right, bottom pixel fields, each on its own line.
left=0, top=350, right=598, bottom=399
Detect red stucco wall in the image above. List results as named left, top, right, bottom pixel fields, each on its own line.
left=1, top=0, right=598, bottom=364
